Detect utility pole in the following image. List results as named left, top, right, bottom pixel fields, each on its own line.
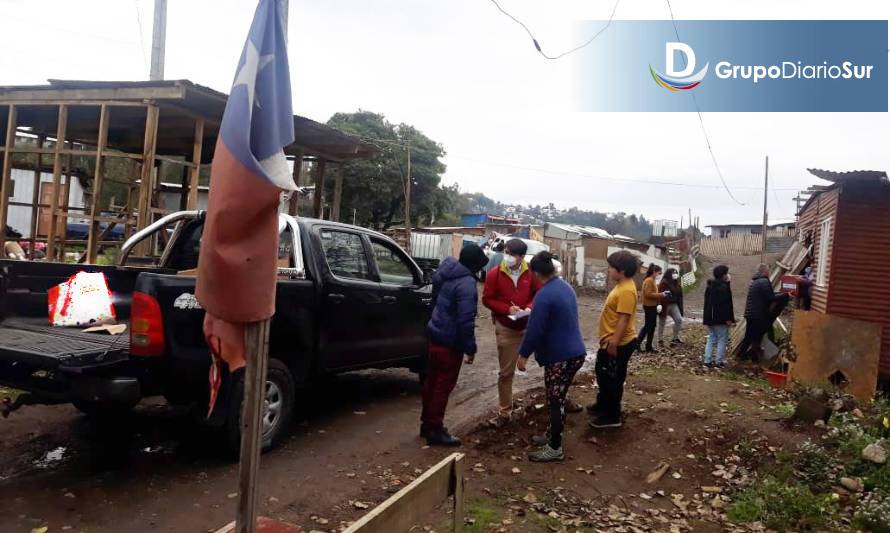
left=150, top=0, right=167, bottom=80
left=404, top=146, right=412, bottom=253
left=760, top=155, right=769, bottom=264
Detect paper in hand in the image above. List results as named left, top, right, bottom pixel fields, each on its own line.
left=508, top=308, right=531, bottom=321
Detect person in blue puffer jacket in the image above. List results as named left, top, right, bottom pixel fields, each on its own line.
left=421, top=244, right=489, bottom=446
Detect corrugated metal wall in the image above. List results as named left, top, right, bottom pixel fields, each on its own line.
left=828, top=182, right=890, bottom=379
left=797, top=188, right=840, bottom=314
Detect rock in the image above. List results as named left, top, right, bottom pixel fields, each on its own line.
left=511, top=467, right=521, bottom=474
left=793, top=396, right=832, bottom=423
left=646, top=462, right=670, bottom=484
left=701, top=486, right=723, bottom=494
left=814, top=420, right=826, bottom=427
left=862, top=443, right=887, bottom=464
left=852, top=408, right=864, bottom=419
left=523, top=493, right=538, bottom=504
left=353, top=501, right=369, bottom=509
left=840, top=477, right=864, bottom=493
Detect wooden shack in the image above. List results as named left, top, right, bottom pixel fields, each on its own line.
left=796, top=168, right=890, bottom=382
left=0, top=79, right=374, bottom=263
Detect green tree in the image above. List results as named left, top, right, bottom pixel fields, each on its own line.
left=326, top=111, right=446, bottom=230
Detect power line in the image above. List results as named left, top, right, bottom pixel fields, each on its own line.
left=488, top=0, right=621, bottom=60
left=664, top=0, right=747, bottom=206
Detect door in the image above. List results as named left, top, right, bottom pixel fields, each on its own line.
left=368, top=237, right=431, bottom=361
left=36, top=181, right=66, bottom=237
left=316, top=228, right=387, bottom=370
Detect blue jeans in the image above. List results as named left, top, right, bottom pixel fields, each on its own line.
left=704, top=325, right=729, bottom=364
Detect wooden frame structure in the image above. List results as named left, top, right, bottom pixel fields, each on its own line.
left=0, top=79, right=373, bottom=263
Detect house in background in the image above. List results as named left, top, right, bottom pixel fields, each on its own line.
left=794, top=168, right=890, bottom=383
left=707, top=219, right=796, bottom=238
left=651, top=219, right=679, bottom=238
left=6, top=167, right=86, bottom=237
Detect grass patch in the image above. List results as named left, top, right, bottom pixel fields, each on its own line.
left=464, top=499, right=501, bottom=532
left=773, top=402, right=795, bottom=418
left=728, top=477, right=837, bottom=530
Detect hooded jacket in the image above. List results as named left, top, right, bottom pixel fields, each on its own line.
left=703, top=278, right=735, bottom=326
left=426, top=257, right=479, bottom=355
left=744, top=272, right=777, bottom=320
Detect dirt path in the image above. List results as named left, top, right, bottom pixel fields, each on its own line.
left=685, top=253, right=784, bottom=320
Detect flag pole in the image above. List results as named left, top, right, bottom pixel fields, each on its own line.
left=234, top=3, right=287, bottom=532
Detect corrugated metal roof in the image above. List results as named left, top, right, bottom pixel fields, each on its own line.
left=706, top=218, right=796, bottom=228
left=546, top=223, right=613, bottom=239
left=807, top=168, right=888, bottom=183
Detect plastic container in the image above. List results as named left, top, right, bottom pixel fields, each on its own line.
left=764, top=370, right=788, bottom=388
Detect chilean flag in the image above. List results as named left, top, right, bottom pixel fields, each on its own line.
left=196, top=0, right=294, bottom=412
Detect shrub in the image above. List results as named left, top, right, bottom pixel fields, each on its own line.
left=791, top=441, right=837, bottom=492
left=854, top=491, right=890, bottom=533
left=728, top=478, right=837, bottom=530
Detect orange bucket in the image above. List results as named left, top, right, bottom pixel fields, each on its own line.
left=764, top=370, right=788, bottom=388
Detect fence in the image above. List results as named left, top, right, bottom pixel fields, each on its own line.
left=700, top=229, right=796, bottom=257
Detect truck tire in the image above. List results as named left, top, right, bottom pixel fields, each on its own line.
left=72, top=398, right=138, bottom=418
left=226, top=358, right=295, bottom=454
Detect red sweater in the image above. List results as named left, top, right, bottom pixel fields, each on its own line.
left=482, top=261, right=541, bottom=330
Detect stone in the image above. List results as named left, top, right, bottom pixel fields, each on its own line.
left=793, top=396, right=832, bottom=423
left=862, top=443, right=887, bottom=464
left=840, top=477, right=864, bottom=493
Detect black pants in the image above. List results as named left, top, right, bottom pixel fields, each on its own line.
left=595, top=341, right=637, bottom=421
left=638, top=306, right=658, bottom=350
left=544, top=356, right=585, bottom=449
left=739, top=318, right=768, bottom=360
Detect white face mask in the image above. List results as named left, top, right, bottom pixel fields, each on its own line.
left=672, top=273, right=680, bottom=280
left=725, top=274, right=732, bottom=282
left=503, top=255, right=518, bottom=269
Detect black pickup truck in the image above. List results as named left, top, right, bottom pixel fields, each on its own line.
left=0, top=211, right=432, bottom=450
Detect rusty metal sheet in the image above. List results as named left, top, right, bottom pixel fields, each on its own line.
left=789, top=311, right=881, bottom=400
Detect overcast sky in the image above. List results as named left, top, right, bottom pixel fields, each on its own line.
left=1, top=0, right=888, bottom=228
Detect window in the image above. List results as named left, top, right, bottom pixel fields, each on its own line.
left=816, top=218, right=831, bottom=286
left=370, top=240, right=415, bottom=286
left=319, top=230, right=371, bottom=281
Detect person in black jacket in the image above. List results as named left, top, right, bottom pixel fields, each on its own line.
left=657, top=268, right=685, bottom=346
left=738, top=263, right=779, bottom=361
left=421, top=244, right=489, bottom=446
left=702, top=265, right=735, bottom=368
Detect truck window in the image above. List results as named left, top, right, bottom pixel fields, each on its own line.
left=319, top=230, right=372, bottom=281
left=370, top=240, right=415, bottom=286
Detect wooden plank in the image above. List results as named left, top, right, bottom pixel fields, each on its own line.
left=0, top=99, right=148, bottom=107
left=85, top=104, right=110, bottom=263
left=135, top=105, right=160, bottom=255
left=187, top=118, right=204, bottom=210
left=58, top=153, right=72, bottom=259
left=342, top=453, right=464, bottom=533
left=0, top=104, right=17, bottom=241
left=287, top=151, right=304, bottom=216
left=0, top=85, right=186, bottom=103
left=452, top=454, right=465, bottom=533
left=28, top=135, right=44, bottom=258
left=47, top=105, right=68, bottom=260
left=331, top=166, right=343, bottom=222
left=313, top=159, right=326, bottom=219
left=236, top=319, right=272, bottom=533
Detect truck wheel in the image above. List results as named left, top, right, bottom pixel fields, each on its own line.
left=72, top=399, right=138, bottom=418
left=226, top=358, right=295, bottom=454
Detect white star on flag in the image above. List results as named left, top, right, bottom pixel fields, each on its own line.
left=232, top=39, right=274, bottom=113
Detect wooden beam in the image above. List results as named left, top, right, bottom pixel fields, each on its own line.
left=57, top=152, right=72, bottom=260
left=135, top=105, right=160, bottom=255
left=187, top=118, right=204, bottom=210
left=0, top=104, right=17, bottom=241
left=47, top=105, right=68, bottom=260
left=28, top=135, right=45, bottom=258
left=287, top=151, right=304, bottom=216
left=313, top=159, right=326, bottom=219
left=331, top=166, right=343, bottom=222
left=0, top=85, right=186, bottom=103
left=85, top=104, right=110, bottom=263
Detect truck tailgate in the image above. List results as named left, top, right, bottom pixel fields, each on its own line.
left=0, top=319, right=130, bottom=369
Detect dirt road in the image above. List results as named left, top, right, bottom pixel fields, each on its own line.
left=0, top=294, right=607, bottom=533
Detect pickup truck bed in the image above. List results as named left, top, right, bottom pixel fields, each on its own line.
left=0, top=318, right=129, bottom=369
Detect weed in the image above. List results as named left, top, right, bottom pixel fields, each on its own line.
left=464, top=500, right=500, bottom=532
left=773, top=402, right=795, bottom=418
left=728, top=477, right=837, bottom=530
left=854, top=490, right=890, bottom=533
left=790, top=441, right=837, bottom=492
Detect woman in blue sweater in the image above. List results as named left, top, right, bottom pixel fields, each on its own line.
left=518, top=251, right=587, bottom=462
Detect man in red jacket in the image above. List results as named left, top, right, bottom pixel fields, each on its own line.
left=482, top=238, right=541, bottom=426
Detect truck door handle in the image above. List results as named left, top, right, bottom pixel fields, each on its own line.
left=382, top=295, right=397, bottom=304
left=328, top=293, right=346, bottom=303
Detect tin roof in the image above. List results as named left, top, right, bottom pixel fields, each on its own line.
left=800, top=168, right=889, bottom=214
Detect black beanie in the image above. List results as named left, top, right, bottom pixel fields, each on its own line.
left=459, top=244, right=489, bottom=274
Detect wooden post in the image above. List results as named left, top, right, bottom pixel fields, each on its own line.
left=287, top=151, right=303, bottom=216
left=187, top=118, right=204, bottom=210
left=47, top=105, right=68, bottom=261
left=313, top=159, right=326, bottom=219
left=761, top=155, right=769, bottom=263
left=136, top=105, right=160, bottom=255
left=331, top=166, right=343, bottom=222
left=28, top=135, right=45, bottom=259
left=86, top=105, right=110, bottom=264
left=58, top=152, right=72, bottom=261
left=0, top=104, right=17, bottom=242
left=236, top=319, right=272, bottom=533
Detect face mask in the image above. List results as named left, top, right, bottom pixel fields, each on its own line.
left=503, top=255, right=518, bottom=268
left=725, top=274, right=732, bottom=282
left=672, top=273, right=680, bottom=280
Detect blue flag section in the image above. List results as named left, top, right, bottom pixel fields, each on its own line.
left=576, top=20, right=888, bottom=112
